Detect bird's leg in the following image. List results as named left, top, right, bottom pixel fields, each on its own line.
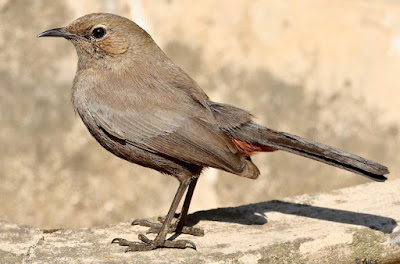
left=132, top=176, right=204, bottom=236
left=112, top=177, right=196, bottom=251
left=175, top=176, right=204, bottom=236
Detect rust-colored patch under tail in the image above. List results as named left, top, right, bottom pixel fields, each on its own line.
left=232, top=137, right=278, bottom=157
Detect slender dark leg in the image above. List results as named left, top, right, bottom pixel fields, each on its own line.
left=176, top=176, right=203, bottom=235
left=112, top=178, right=196, bottom=251
left=132, top=176, right=204, bottom=236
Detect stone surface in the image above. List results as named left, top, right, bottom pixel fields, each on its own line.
left=1, top=179, right=399, bottom=264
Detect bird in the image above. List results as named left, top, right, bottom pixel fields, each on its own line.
left=38, top=13, right=389, bottom=252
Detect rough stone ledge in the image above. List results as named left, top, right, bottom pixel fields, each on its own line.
left=1, top=179, right=399, bottom=264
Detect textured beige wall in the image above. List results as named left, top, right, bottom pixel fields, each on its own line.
left=0, top=0, right=398, bottom=228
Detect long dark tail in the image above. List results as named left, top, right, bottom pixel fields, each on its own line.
left=231, top=122, right=389, bottom=182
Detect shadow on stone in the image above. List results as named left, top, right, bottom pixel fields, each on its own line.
left=188, top=200, right=397, bottom=234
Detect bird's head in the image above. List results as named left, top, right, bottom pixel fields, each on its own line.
left=38, top=13, right=156, bottom=70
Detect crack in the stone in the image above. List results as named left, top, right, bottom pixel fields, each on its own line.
left=23, top=236, right=45, bottom=262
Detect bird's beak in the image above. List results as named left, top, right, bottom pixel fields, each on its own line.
left=37, top=27, right=79, bottom=40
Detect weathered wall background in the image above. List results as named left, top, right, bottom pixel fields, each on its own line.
left=0, top=0, right=398, bottom=228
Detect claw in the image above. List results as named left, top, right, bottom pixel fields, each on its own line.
left=111, top=238, right=132, bottom=247
left=111, top=238, right=120, bottom=244
left=164, top=239, right=196, bottom=250
left=131, top=219, right=155, bottom=227
left=187, top=240, right=196, bottom=250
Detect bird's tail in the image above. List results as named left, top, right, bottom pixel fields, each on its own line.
left=230, top=122, right=389, bottom=182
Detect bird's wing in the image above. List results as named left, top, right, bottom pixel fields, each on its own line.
left=85, top=86, right=246, bottom=174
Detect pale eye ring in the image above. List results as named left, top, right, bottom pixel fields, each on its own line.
left=92, top=27, right=106, bottom=39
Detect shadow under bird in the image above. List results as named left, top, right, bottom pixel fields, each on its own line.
left=38, top=13, right=389, bottom=251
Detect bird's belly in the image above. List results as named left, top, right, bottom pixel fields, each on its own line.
left=75, top=106, right=201, bottom=177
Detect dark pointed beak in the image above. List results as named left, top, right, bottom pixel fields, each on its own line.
left=37, top=27, right=77, bottom=39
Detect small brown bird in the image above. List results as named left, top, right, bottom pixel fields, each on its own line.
left=38, top=13, right=389, bottom=251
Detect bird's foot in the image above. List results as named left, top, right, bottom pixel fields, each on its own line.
left=132, top=217, right=204, bottom=236
left=111, top=234, right=196, bottom=252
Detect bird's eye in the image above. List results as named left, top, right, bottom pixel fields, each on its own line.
left=92, top=27, right=106, bottom=39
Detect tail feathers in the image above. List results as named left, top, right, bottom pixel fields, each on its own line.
left=231, top=122, right=389, bottom=182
